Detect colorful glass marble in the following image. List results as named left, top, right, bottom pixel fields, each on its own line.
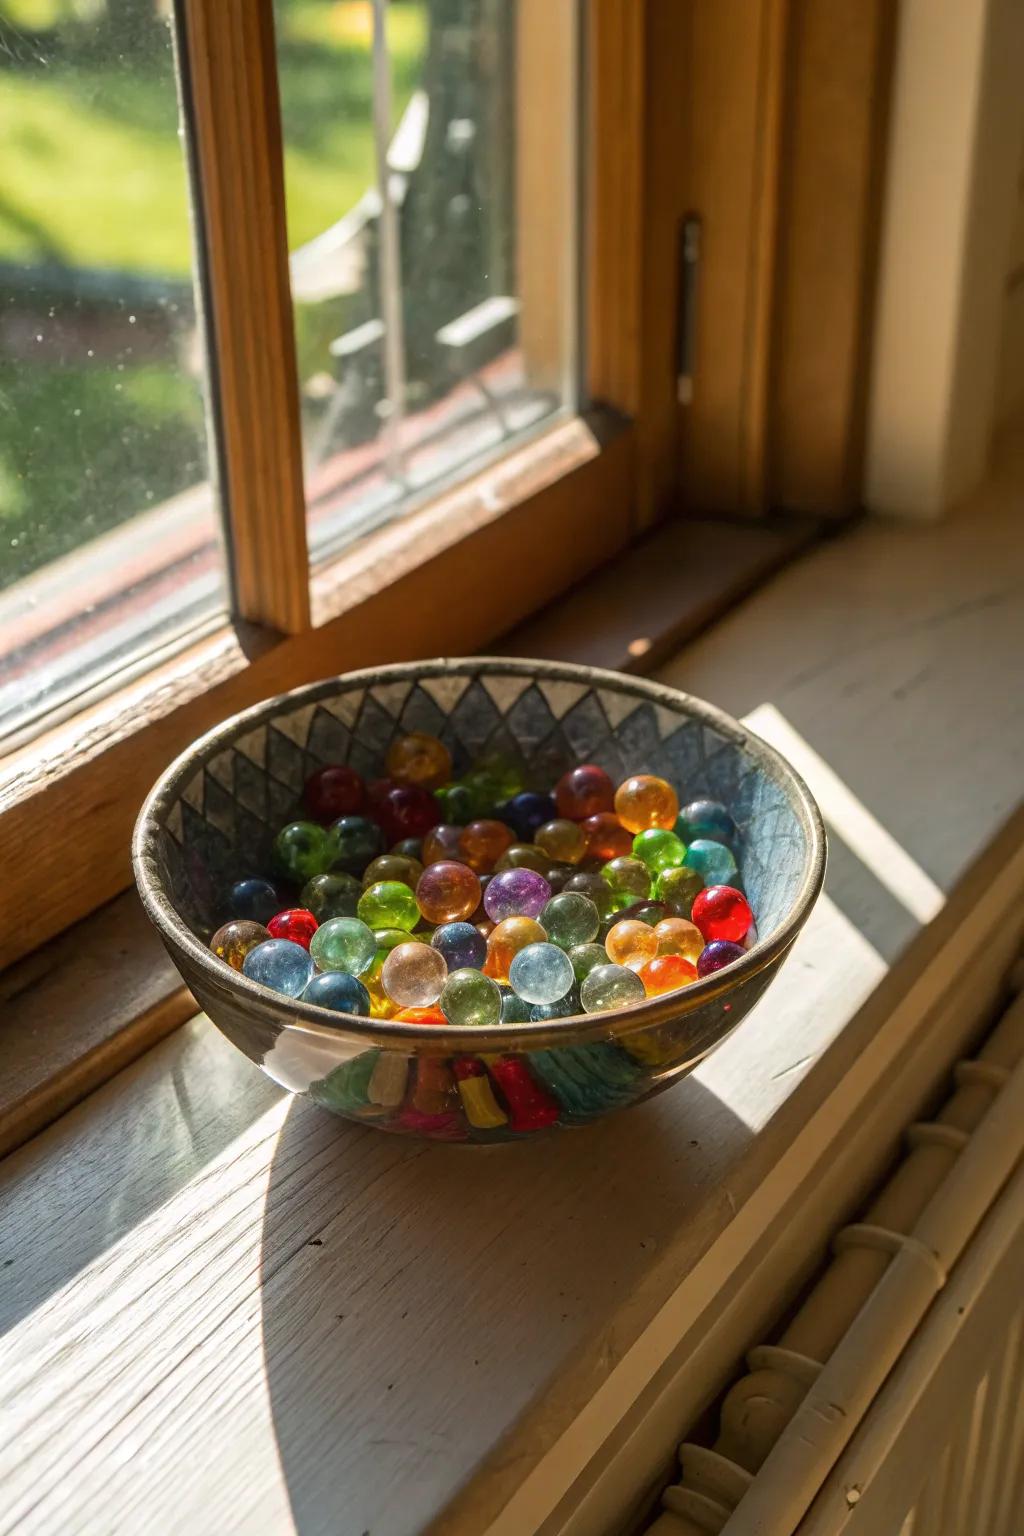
left=242, top=938, right=315, bottom=997
left=391, top=836, right=424, bottom=861
left=381, top=942, right=447, bottom=1008
left=535, top=818, right=588, bottom=865
left=210, top=919, right=269, bottom=971
left=361, top=853, right=424, bottom=889
left=300, top=871, right=363, bottom=921
left=613, top=774, right=679, bottom=833
left=266, top=908, right=318, bottom=950
left=696, top=939, right=746, bottom=977
left=554, top=764, right=615, bottom=821
left=273, top=821, right=334, bottom=882
left=499, top=986, right=533, bottom=1023
left=684, top=838, right=739, bottom=888
left=605, top=919, right=659, bottom=971
left=357, top=880, right=420, bottom=932
left=483, top=866, right=552, bottom=922
left=540, top=891, right=601, bottom=950
left=458, top=818, right=514, bottom=873
left=638, top=954, right=697, bottom=996
left=508, top=942, right=574, bottom=1005
left=229, top=877, right=281, bottom=925
left=416, top=860, right=482, bottom=924
left=530, top=986, right=581, bottom=1021
left=303, top=764, right=364, bottom=822
left=567, top=942, right=609, bottom=985
left=580, top=962, right=646, bottom=1014
left=439, top=968, right=502, bottom=1027
left=691, top=885, right=753, bottom=944
left=309, top=916, right=376, bottom=976
left=580, top=812, right=633, bottom=862
left=385, top=730, right=452, bottom=790
left=562, top=870, right=620, bottom=921
left=484, top=915, right=548, bottom=982
left=421, top=823, right=464, bottom=864
left=374, top=783, right=441, bottom=845
left=328, top=815, right=384, bottom=874
left=632, top=828, right=687, bottom=875
left=600, top=856, right=651, bottom=904
left=654, top=916, right=704, bottom=963
left=431, top=921, right=488, bottom=972
left=502, top=791, right=556, bottom=841
left=676, top=798, right=736, bottom=846
left=302, top=971, right=372, bottom=1015
left=494, top=843, right=551, bottom=874
left=653, top=864, right=704, bottom=919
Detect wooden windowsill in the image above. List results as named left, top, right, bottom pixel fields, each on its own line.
left=2, top=421, right=1022, bottom=1536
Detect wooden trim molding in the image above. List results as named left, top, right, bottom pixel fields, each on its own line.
left=179, top=0, right=311, bottom=634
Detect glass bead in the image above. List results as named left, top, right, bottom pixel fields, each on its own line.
left=422, top=823, right=464, bottom=864
left=654, top=916, right=704, bottom=963
left=616, top=900, right=669, bottom=927
left=431, top=921, right=488, bottom=972
left=677, top=798, right=736, bottom=846
left=385, top=730, right=452, bottom=790
left=692, top=885, right=753, bottom=944
left=539, top=892, right=600, bottom=949
left=638, top=954, right=697, bottom=996
left=416, top=859, right=482, bottom=924
left=543, top=862, right=577, bottom=894
left=394, top=1006, right=447, bottom=1025
left=362, top=853, right=424, bottom=889
left=530, top=985, right=581, bottom=1021
left=613, top=774, right=679, bottom=834
left=328, top=816, right=384, bottom=874
left=632, top=828, right=687, bottom=875
left=300, top=871, right=363, bottom=921
left=471, top=752, right=526, bottom=803
left=274, top=821, right=334, bottom=882
left=563, top=870, right=620, bottom=921
left=684, top=838, right=739, bottom=888
left=373, top=927, right=426, bottom=954
left=484, top=916, right=548, bottom=981
left=360, top=953, right=399, bottom=1017
left=567, top=942, right=608, bottom=985
left=600, top=856, right=651, bottom=903
left=554, top=764, right=615, bottom=821
left=210, top=919, right=269, bottom=971
left=502, top=791, right=556, bottom=841
left=309, top=916, right=377, bottom=976
left=242, top=938, right=315, bottom=997
left=435, top=778, right=493, bottom=824
left=483, top=866, right=552, bottom=922
left=375, top=783, right=441, bottom=845
left=653, top=864, right=704, bottom=919
left=229, top=877, right=280, bottom=925
left=605, top=919, right=659, bottom=970
left=535, top=818, right=587, bottom=865
left=580, top=812, right=633, bottom=862
left=499, top=986, right=533, bottom=1023
left=580, top=962, right=645, bottom=1014
left=266, top=908, right=318, bottom=950
left=391, top=836, right=424, bottom=862
left=303, top=764, right=364, bottom=822
left=508, top=942, right=575, bottom=1005
left=302, top=971, right=372, bottom=1016
left=696, top=939, right=746, bottom=977
left=381, top=942, right=448, bottom=1008
left=440, top=968, right=502, bottom=1027
left=458, top=818, right=514, bottom=873
left=357, top=880, right=420, bottom=932
left=494, top=843, right=550, bottom=874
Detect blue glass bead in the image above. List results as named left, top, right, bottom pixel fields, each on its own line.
left=530, top=985, right=581, bottom=1021
left=499, top=986, right=533, bottom=1023
left=502, top=791, right=556, bottom=841
left=677, top=798, right=736, bottom=846
left=302, top=971, right=372, bottom=1016
left=242, top=938, right=315, bottom=997
left=229, top=877, right=280, bottom=925
left=431, top=921, right=487, bottom=971
left=508, top=942, right=574, bottom=1005
left=329, top=815, right=385, bottom=873
left=683, top=838, right=739, bottom=887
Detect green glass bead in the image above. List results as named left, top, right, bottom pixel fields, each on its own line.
left=632, top=828, right=687, bottom=875
left=600, top=856, right=651, bottom=902
left=309, top=917, right=376, bottom=976
left=300, top=871, right=362, bottom=921
left=562, top=870, right=620, bottom=920
left=568, top=942, right=609, bottom=985
left=435, top=779, right=493, bottom=825
left=373, top=927, right=428, bottom=954
left=580, top=962, right=646, bottom=1014
left=472, top=752, right=526, bottom=802
left=499, top=985, right=533, bottom=1023
left=539, top=892, right=600, bottom=950
left=357, top=880, right=420, bottom=932
left=274, top=821, right=334, bottom=882
left=439, top=968, right=502, bottom=1027
left=654, top=864, right=704, bottom=919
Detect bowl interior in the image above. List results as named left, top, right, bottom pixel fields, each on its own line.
left=148, top=661, right=813, bottom=964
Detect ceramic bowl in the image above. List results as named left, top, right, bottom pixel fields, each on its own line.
left=133, top=658, right=825, bottom=1142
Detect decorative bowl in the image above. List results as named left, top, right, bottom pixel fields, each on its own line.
left=133, top=658, right=825, bottom=1142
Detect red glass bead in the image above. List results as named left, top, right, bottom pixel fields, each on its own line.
left=376, top=783, right=442, bottom=844
left=303, top=765, right=364, bottom=822
left=266, top=907, right=319, bottom=949
left=580, top=811, right=633, bottom=861
left=691, top=885, right=753, bottom=944
left=554, top=763, right=615, bottom=820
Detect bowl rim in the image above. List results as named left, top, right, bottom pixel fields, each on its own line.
left=133, top=657, right=826, bottom=1051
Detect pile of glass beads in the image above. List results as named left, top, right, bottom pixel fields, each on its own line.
left=208, top=734, right=756, bottom=1025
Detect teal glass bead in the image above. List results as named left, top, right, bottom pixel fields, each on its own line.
left=654, top=864, right=704, bottom=918
left=567, top=942, right=609, bottom=984
left=357, top=880, right=420, bottom=932
left=300, top=871, right=362, bottom=921
left=683, top=838, right=739, bottom=887
left=242, top=938, right=315, bottom=997
left=273, top=821, right=334, bottom=882
left=302, top=971, right=372, bottom=1016
left=676, top=798, right=736, bottom=846
left=632, top=828, right=687, bottom=875
left=328, top=815, right=384, bottom=873
left=580, top=962, right=645, bottom=1014
left=539, top=891, right=600, bottom=949
left=600, top=856, right=651, bottom=903
left=508, top=942, right=575, bottom=1005
left=309, top=917, right=376, bottom=976
left=499, top=986, right=533, bottom=1023
left=440, top=968, right=502, bottom=1027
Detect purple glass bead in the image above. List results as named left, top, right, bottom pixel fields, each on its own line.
left=696, top=939, right=746, bottom=977
left=483, top=866, right=552, bottom=922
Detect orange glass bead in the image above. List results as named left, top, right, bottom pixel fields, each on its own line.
left=554, top=763, right=615, bottom=820
left=653, top=916, right=704, bottom=964
left=534, top=818, right=587, bottom=864
left=614, top=774, right=680, bottom=833
left=422, top=823, right=464, bottom=864
left=638, top=954, right=698, bottom=996
left=458, top=818, right=514, bottom=873
left=580, top=811, right=633, bottom=862
left=605, top=918, right=659, bottom=971
left=210, top=919, right=269, bottom=971
left=394, top=1006, right=448, bottom=1025
left=415, top=860, right=481, bottom=924
left=385, top=731, right=452, bottom=790
left=484, top=915, right=547, bottom=981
